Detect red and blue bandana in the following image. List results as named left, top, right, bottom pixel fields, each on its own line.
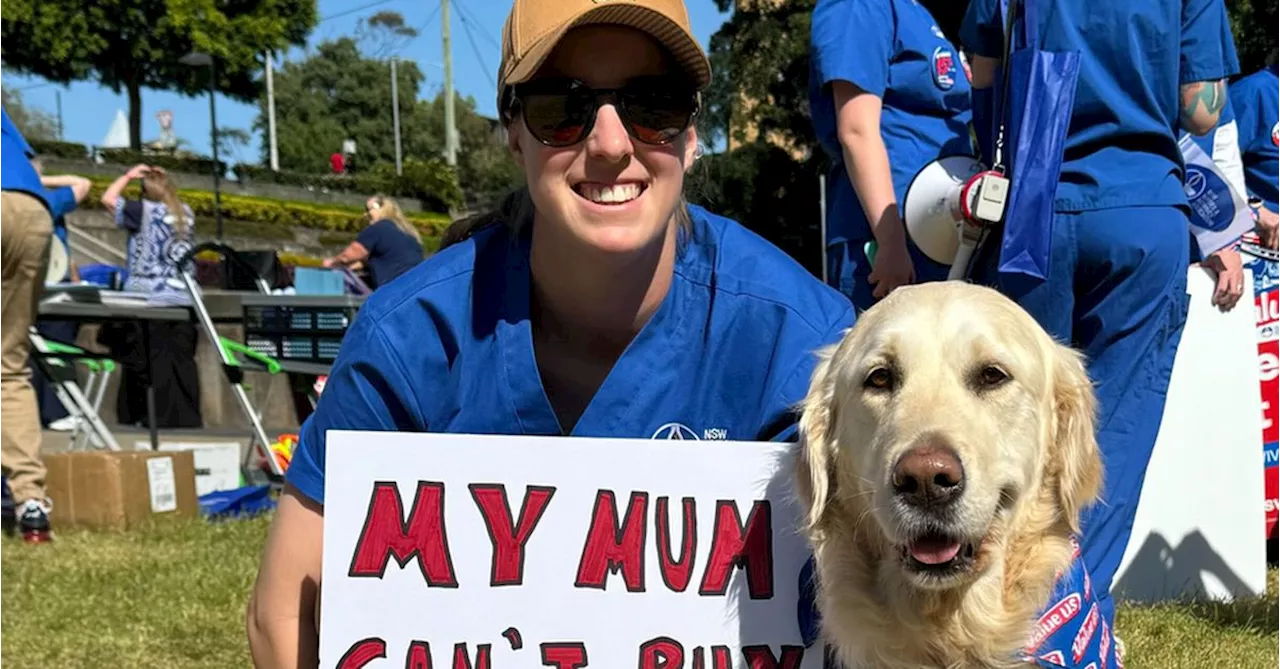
left=1021, top=538, right=1120, bottom=669
left=797, top=537, right=1121, bottom=669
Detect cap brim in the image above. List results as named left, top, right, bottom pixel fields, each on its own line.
left=505, top=4, right=711, bottom=91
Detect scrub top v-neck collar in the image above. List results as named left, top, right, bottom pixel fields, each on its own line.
left=497, top=225, right=691, bottom=437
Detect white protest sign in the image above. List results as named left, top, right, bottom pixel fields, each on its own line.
left=319, top=431, right=820, bottom=669
left=1178, top=133, right=1255, bottom=258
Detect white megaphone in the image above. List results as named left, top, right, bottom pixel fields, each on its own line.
left=899, top=155, right=1007, bottom=280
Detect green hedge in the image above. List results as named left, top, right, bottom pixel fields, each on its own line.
left=97, top=148, right=229, bottom=178
left=233, top=158, right=464, bottom=213
left=29, top=139, right=90, bottom=160
left=84, top=177, right=451, bottom=239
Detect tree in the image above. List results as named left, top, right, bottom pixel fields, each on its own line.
left=357, top=11, right=420, bottom=60
left=700, top=0, right=817, bottom=153
left=0, top=0, right=316, bottom=149
left=1226, top=0, right=1278, bottom=76
left=1, top=87, right=58, bottom=141
left=255, top=38, right=439, bottom=173
left=253, top=36, right=521, bottom=200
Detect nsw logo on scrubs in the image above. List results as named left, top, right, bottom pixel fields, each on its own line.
left=651, top=422, right=728, bottom=440
left=932, top=47, right=957, bottom=90
left=1272, top=121, right=1279, bottom=147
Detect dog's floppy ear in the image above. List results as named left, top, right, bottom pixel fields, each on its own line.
left=1049, top=343, right=1103, bottom=533
left=796, top=343, right=841, bottom=535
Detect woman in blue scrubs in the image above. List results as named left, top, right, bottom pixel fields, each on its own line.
left=809, top=0, right=974, bottom=311
left=1230, top=56, right=1279, bottom=249
left=245, top=0, right=856, bottom=664
left=960, top=0, right=1239, bottom=647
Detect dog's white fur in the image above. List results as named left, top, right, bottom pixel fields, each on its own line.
left=796, top=282, right=1103, bottom=669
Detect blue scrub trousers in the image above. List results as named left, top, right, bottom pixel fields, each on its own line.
left=974, top=205, right=1191, bottom=626
left=827, top=236, right=951, bottom=312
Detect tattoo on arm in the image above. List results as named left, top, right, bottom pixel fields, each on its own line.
left=1180, top=80, right=1226, bottom=126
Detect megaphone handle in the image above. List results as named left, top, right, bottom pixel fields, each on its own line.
left=949, top=238, right=978, bottom=281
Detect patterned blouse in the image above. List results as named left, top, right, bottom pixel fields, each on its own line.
left=114, top=197, right=196, bottom=299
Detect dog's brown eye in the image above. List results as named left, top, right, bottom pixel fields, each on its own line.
left=978, top=365, right=1010, bottom=388
left=864, top=367, right=895, bottom=391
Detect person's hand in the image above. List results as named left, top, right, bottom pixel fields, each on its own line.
left=868, top=236, right=916, bottom=300
left=1256, top=207, right=1278, bottom=250
left=1203, top=246, right=1244, bottom=312
left=322, top=257, right=336, bottom=268
left=126, top=164, right=150, bottom=180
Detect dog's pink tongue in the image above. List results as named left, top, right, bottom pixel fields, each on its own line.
left=909, top=537, right=962, bottom=565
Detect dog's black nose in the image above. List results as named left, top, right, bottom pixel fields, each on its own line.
left=892, top=444, right=965, bottom=508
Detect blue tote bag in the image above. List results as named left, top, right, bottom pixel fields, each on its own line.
left=989, top=0, right=1081, bottom=282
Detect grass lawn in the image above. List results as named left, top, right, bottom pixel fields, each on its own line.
left=2, top=515, right=1277, bottom=669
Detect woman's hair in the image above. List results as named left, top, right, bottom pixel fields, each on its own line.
left=369, top=195, right=423, bottom=245
left=140, top=168, right=192, bottom=237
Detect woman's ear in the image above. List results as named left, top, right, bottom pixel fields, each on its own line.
left=682, top=126, right=699, bottom=168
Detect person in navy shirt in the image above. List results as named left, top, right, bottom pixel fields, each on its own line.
left=809, top=0, right=974, bottom=312
left=246, top=0, right=856, bottom=663
left=960, top=0, right=1239, bottom=660
left=1229, top=57, right=1279, bottom=249
left=323, top=195, right=424, bottom=289
left=1, top=109, right=56, bottom=543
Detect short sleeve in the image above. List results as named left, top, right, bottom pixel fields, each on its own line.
left=1180, top=0, right=1239, bottom=84
left=44, top=186, right=78, bottom=220
left=765, top=304, right=857, bottom=443
left=115, top=198, right=144, bottom=232
left=960, top=0, right=1003, bottom=60
left=810, top=0, right=894, bottom=97
left=356, top=220, right=389, bottom=256
left=285, top=315, right=425, bottom=504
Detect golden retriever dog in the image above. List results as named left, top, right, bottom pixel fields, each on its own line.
left=795, top=281, right=1104, bottom=669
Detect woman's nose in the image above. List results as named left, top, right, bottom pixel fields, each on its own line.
left=586, top=104, right=633, bottom=163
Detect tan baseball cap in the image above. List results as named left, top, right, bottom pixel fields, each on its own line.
left=497, top=0, right=712, bottom=116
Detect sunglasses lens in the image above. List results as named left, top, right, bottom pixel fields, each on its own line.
left=621, top=88, right=696, bottom=145
left=521, top=88, right=594, bottom=146
left=516, top=79, right=696, bottom=146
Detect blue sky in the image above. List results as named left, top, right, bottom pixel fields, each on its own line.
left=2, top=0, right=733, bottom=166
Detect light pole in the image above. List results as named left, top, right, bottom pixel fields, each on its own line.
left=180, top=51, right=224, bottom=240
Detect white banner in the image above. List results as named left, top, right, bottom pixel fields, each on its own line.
left=319, top=431, right=820, bottom=669
left=1178, top=133, right=1255, bottom=257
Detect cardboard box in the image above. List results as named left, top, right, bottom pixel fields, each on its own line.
left=133, top=441, right=244, bottom=496
left=44, top=451, right=199, bottom=531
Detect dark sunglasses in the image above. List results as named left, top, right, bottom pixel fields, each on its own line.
left=509, top=76, right=699, bottom=148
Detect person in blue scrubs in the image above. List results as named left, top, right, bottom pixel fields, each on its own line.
left=245, top=0, right=856, bottom=664
left=809, top=0, right=974, bottom=312
left=1, top=109, right=55, bottom=543
left=960, top=0, right=1239, bottom=655
left=1229, top=57, right=1279, bottom=249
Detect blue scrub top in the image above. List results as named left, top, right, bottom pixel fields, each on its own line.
left=286, top=204, right=857, bottom=504
left=960, top=0, right=1240, bottom=213
left=1229, top=64, right=1279, bottom=212
left=809, top=0, right=974, bottom=247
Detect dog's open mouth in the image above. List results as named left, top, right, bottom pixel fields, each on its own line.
left=901, top=531, right=978, bottom=574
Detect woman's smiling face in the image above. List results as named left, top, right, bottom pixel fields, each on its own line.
left=508, top=25, right=699, bottom=256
